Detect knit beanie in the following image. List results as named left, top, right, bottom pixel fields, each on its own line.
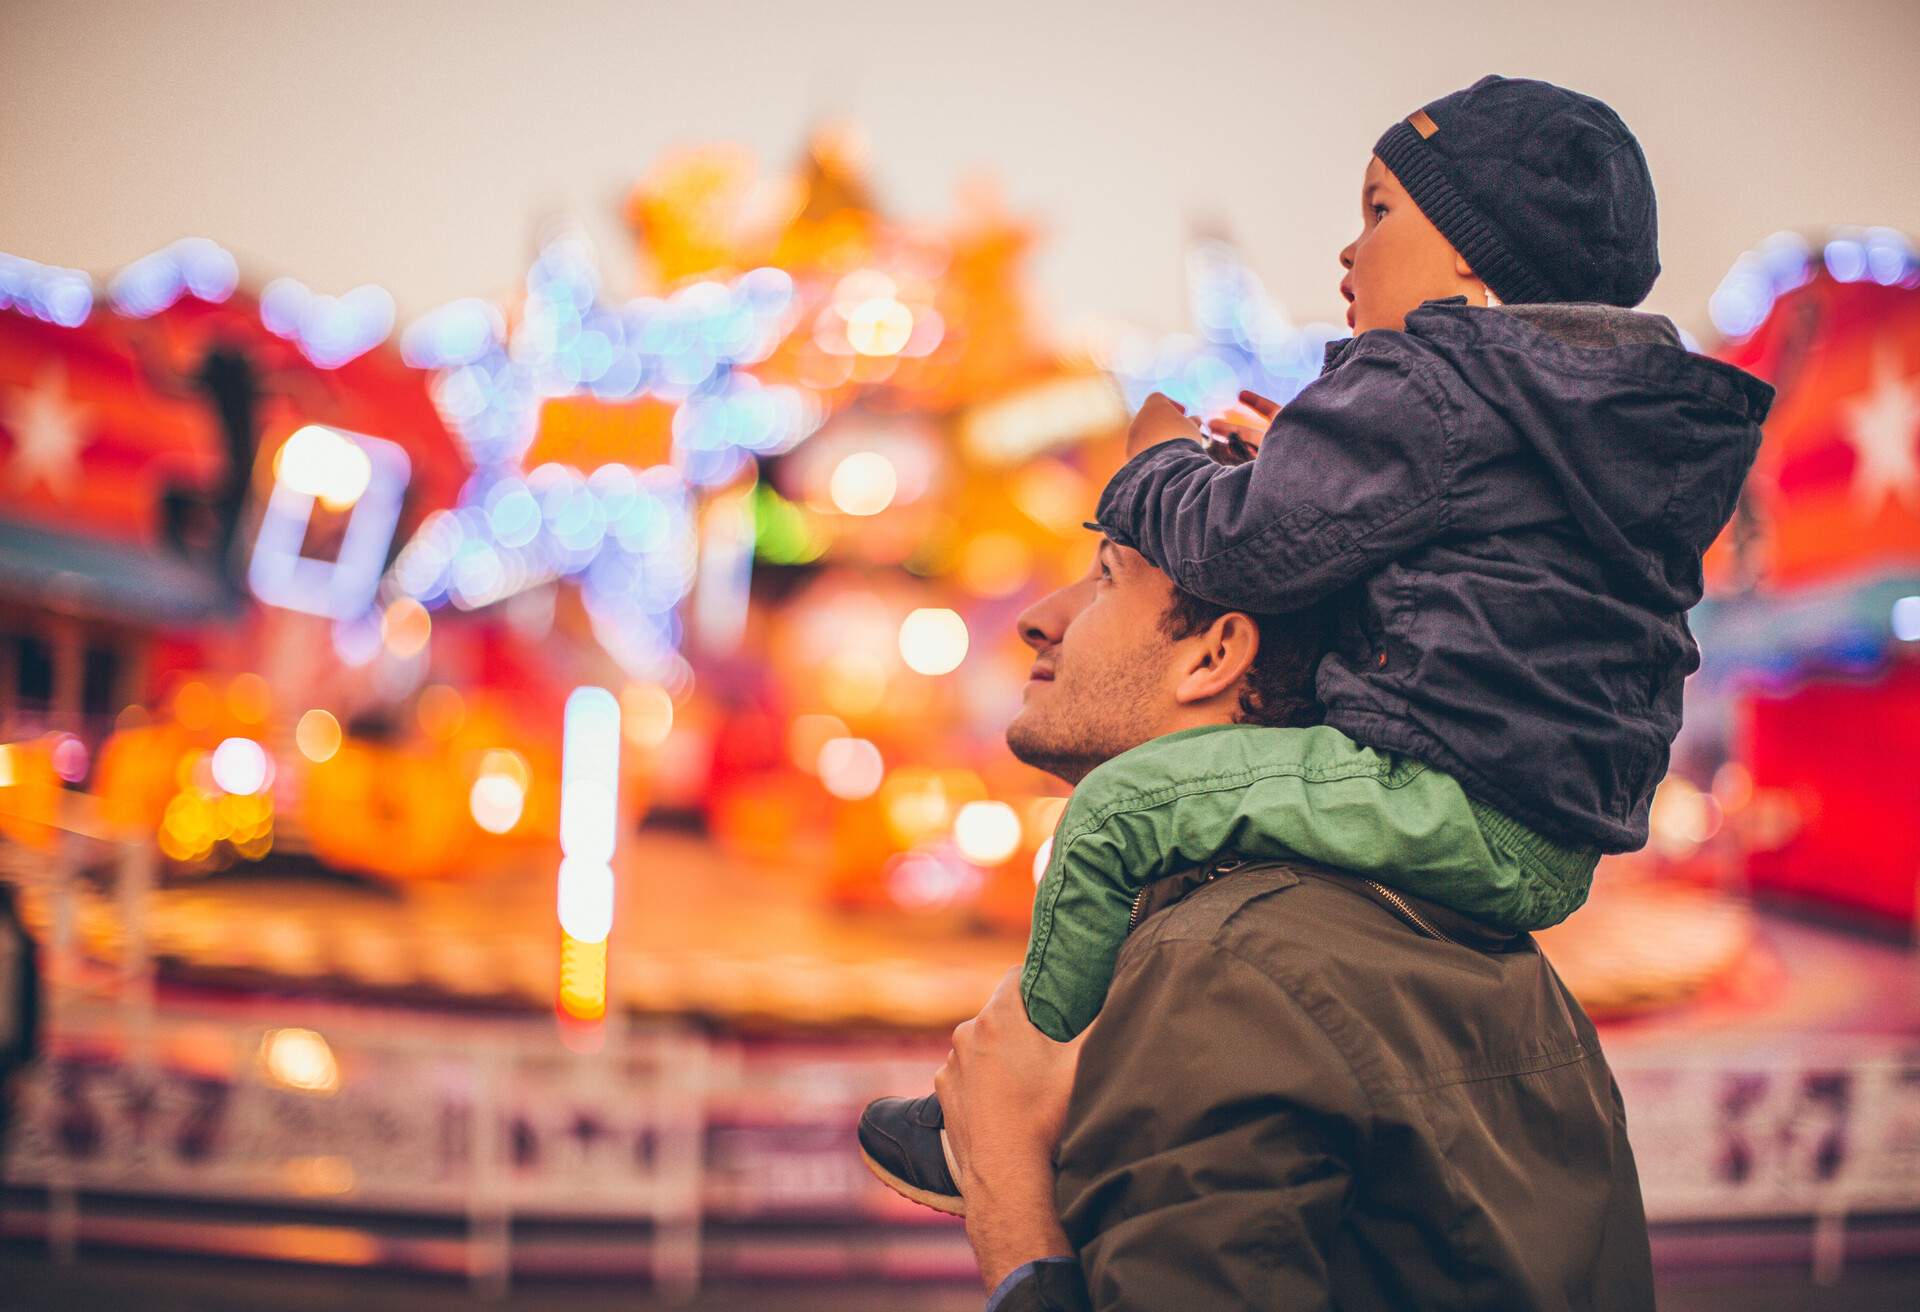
left=1372, top=75, right=1660, bottom=307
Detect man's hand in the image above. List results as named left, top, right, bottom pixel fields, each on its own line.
left=1126, top=392, right=1204, bottom=458
left=937, top=967, right=1089, bottom=1292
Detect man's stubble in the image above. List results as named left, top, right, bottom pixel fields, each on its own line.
left=1004, top=633, right=1170, bottom=786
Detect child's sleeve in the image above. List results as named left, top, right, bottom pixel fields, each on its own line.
left=1095, top=343, right=1450, bottom=611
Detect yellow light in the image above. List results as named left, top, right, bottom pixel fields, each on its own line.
left=260, top=1027, right=339, bottom=1094
left=416, top=684, right=466, bottom=740
left=558, top=932, right=608, bottom=1021
left=173, top=680, right=215, bottom=731
left=478, top=748, right=530, bottom=791
left=284, top=1156, right=356, bottom=1197
left=620, top=682, right=675, bottom=748
left=294, top=709, right=342, bottom=763
left=882, top=768, right=957, bottom=845
left=788, top=713, right=849, bottom=774
left=1011, top=460, right=1088, bottom=534
left=958, top=533, right=1033, bottom=598
left=275, top=424, right=372, bottom=510
left=0, top=744, right=14, bottom=788
left=816, top=737, right=883, bottom=800
left=381, top=598, right=432, bottom=659
left=227, top=672, right=270, bottom=725
left=898, top=607, right=969, bottom=676
left=954, top=800, right=1022, bottom=865
left=829, top=451, right=898, bottom=516
left=846, top=297, right=915, bottom=357
left=1026, top=795, right=1068, bottom=843
left=822, top=650, right=889, bottom=717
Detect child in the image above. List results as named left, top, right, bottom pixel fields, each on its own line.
left=859, top=74, right=1775, bottom=1213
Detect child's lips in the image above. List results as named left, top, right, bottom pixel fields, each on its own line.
left=1346, top=305, right=1356, bottom=328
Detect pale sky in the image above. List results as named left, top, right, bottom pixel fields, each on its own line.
left=3, top=0, right=1917, bottom=342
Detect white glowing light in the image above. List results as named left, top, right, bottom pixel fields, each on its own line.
left=817, top=737, right=884, bottom=800
left=277, top=425, right=374, bottom=510
left=469, top=773, right=526, bottom=834
left=261, top=1028, right=339, bottom=1094
left=248, top=428, right=411, bottom=620
left=557, top=856, right=616, bottom=943
left=829, top=451, right=898, bottom=516
left=561, top=700, right=620, bottom=860
left=846, top=297, right=915, bottom=356
left=210, top=737, right=270, bottom=796
left=954, top=800, right=1022, bottom=865
left=1893, top=595, right=1920, bottom=642
left=898, top=607, right=969, bottom=675
left=1033, top=836, right=1055, bottom=886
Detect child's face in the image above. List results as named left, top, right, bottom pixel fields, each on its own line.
left=1339, top=155, right=1487, bottom=334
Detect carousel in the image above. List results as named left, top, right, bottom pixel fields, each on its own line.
left=3, top=148, right=1918, bottom=1285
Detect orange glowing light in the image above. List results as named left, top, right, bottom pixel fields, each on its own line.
left=558, top=932, right=608, bottom=1021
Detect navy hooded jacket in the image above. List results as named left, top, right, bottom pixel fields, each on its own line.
left=1094, top=296, right=1775, bottom=852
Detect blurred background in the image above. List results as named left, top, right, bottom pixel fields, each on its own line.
left=2, top=2, right=1918, bottom=1307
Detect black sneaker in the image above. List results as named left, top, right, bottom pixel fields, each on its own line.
left=857, top=1091, right=965, bottom=1216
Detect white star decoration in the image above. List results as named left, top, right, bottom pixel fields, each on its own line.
left=1841, top=343, right=1920, bottom=512
left=2, top=362, right=93, bottom=499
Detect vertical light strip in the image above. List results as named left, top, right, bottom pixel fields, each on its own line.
left=557, top=686, right=620, bottom=1021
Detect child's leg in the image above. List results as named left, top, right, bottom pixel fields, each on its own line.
left=1019, top=721, right=1596, bottom=1039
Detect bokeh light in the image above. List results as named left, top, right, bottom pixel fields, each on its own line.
left=787, top=713, right=849, bottom=774
left=260, top=1028, right=339, bottom=1095
left=557, top=855, right=615, bottom=943
left=211, top=737, right=271, bottom=796
left=469, top=773, right=526, bottom=834
left=953, top=800, right=1021, bottom=865
left=620, top=682, right=675, bottom=747
left=275, top=425, right=374, bottom=509
left=227, top=672, right=271, bottom=725
left=381, top=597, right=432, bottom=659
left=48, top=733, right=88, bottom=783
left=416, top=684, right=466, bottom=740
left=817, top=737, right=883, bottom=799
left=829, top=451, right=898, bottom=516
left=898, top=607, right=969, bottom=675
left=295, top=709, right=342, bottom=763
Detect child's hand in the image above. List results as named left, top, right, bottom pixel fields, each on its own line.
left=1127, top=392, right=1205, bottom=457
left=1200, top=390, right=1281, bottom=465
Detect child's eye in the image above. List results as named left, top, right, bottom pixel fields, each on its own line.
left=1371, top=203, right=1389, bottom=220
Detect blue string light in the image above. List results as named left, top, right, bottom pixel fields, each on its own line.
left=1106, top=240, right=1345, bottom=418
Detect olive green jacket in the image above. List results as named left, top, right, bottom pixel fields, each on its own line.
left=996, top=860, right=1654, bottom=1311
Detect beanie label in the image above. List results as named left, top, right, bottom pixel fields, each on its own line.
left=1409, top=109, right=1439, bottom=139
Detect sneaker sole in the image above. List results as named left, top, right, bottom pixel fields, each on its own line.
left=858, top=1145, right=967, bottom=1217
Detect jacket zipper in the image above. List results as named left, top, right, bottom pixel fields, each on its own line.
left=1128, top=858, right=1245, bottom=932
left=1362, top=879, right=1460, bottom=945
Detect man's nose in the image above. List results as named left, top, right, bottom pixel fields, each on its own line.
left=1016, top=588, right=1066, bottom=652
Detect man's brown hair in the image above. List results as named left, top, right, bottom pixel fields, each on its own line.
left=1160, top=589, right=1327, bottom=729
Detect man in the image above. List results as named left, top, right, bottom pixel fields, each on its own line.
left=935, top=535, right=1655, bottom=1310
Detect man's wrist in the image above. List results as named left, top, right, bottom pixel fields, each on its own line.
left=964, top=1163, right=1072, bottom=1292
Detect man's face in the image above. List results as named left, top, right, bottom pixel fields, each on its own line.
left=1004, top=538, right=1183, bottom=785
left=1338, top=155, right=1481, bottom=334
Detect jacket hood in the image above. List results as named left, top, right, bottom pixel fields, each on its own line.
left=1324, top=297, right=1776, bottom=610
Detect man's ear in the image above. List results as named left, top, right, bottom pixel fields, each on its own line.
left=1171, top=612, right=1259, bottom=706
